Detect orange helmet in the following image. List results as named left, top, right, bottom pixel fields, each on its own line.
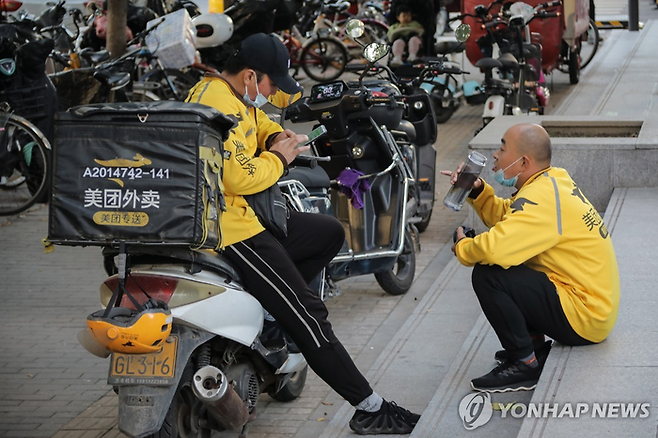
left=86, top=300, right=172, bottom=354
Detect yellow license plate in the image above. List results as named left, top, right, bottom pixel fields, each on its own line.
left=108, top=336, right=178, bottom=386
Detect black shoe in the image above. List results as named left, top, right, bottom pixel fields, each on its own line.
left=471, top=359, right=542, bottom=393
left=494, top=340, right=553, bottom=365
left=349, top=399, right=421, bottom=435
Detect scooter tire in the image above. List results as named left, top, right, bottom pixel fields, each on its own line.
left=148, top=362, right=211, bottom=438
left=429, top=85, right=455, bottom=124
left=374, top=229, right=416, bottom=295
left=434, top=101, right=455, bottom=124
left=268, top=365, right=308, bottom=402
left=568, top=50, right=580, bottom=85
left=416, top=209, right=432, bottom=233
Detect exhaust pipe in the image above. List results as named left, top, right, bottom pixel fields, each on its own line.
left=192, top=365, right=250, bottom=431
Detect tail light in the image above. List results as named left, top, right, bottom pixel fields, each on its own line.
left=0, top=1, right=22, bottom=13
left=100, top=273, right=226, bottom=309
left=101, top=275, right=178, bottom=309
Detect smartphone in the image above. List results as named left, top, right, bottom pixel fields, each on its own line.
left=297, top=125, right=327, bottom=148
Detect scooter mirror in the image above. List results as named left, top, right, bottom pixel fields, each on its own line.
left=363, top=42, right=389, bottom=62
left=455, top=23, right=472, bottom=42
left=346, top=19, right=365, bottom=38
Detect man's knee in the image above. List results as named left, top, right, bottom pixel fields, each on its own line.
left=471, top=263, right=495, bottom=290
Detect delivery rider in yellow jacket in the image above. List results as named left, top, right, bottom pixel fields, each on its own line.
left=186, top=33, right=421, bottom=435
left=444, top=123, right=619, bottom=393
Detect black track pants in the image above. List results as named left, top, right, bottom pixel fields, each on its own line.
left=223, top=211, right=373, bottom=406
left=471, top=263, right=593, bottom=360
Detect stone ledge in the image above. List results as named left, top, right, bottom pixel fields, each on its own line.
left=468, top=116, right=658, bottom=211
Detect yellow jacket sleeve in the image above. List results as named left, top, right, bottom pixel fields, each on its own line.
left=455, top=175, right=559, bottom=268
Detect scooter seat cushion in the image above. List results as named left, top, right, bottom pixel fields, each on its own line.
left=102, top=246, right=244, bottom=284
left=281, top=166, right=331, bottom=189
left=475, top=57, right=504, bottom=70
left=498, top=52, right=519, bottom=71
left=434, top=41, right=465, bottom=55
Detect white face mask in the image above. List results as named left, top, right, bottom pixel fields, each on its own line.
left=243, top=78, right=268, bottom=108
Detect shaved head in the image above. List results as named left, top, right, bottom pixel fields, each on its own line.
left=506, top=123, right=552, bottom=166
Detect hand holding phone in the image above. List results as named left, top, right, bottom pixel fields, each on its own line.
left=297, top=125, right=327, bottom=149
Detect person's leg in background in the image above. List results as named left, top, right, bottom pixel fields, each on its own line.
left=407, top=36, right=422, bottom=62
left=391, top=38, right=406, bottom=66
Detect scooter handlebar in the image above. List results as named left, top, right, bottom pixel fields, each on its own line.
left=292, top=155, right=317, bottom=169
left=441, top=66, right=468, bottom=75
left=538, top=0, right=562, bottom=8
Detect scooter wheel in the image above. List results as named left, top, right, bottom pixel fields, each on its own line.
left=374, top=229, right=416, bottom=295
left=268, top=366, right=308, bottom=402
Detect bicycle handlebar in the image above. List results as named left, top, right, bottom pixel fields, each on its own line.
left=126, top=17, right=165, bottom=47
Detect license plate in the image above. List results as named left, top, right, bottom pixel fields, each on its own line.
left=108, top=335, right=178, bottom=386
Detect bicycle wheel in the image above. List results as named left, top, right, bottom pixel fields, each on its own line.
left=0, top=113, right=50, bottom=216
left=579, top=18, right=600, bottom=69
left=140, top=69, right=197, bottom=101
left=300, top=37, right=348, bottom=83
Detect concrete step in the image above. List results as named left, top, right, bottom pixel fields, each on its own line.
left=317, top=187, right=657, bottom=438
left=519, top=188, right=658, bottom=438
left=317, top=243, right=486, bottom=437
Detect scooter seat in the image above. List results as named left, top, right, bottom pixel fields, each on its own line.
left=282, top=165, right=331, bottom=189
left=498, top=52, right=519, bottom=71
left=102, top=246, right=244, bottom=284
left=434, top=41, right=465, bottom=55
left=475, top=57, right=504, bottom=70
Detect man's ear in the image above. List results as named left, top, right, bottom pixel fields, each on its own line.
left=242, top=69, right=255, bottom=86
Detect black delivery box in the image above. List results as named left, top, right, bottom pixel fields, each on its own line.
left=48, top=101, right=235, bottom=249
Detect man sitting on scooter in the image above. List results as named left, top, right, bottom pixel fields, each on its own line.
left=186, top=33, right=421, bottom=435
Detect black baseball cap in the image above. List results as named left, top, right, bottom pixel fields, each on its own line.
left=235, top=33, right=302, bottom=95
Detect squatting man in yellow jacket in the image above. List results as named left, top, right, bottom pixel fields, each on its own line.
left=443, top=123, right=620, bottom=393
left=187, top=33, right=421, bottom=434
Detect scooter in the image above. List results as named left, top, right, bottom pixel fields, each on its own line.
left=279, top=20, right=459, bottom=296
left=54, top=101, right=308, bottom=438
left=76, top=242, right=309, bottom=438
left=459, top=1, right=559, bottom=129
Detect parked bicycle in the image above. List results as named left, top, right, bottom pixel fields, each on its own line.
left=0, top=103, right=51, bottom=216
left=280, top=27, right=348, bottom=82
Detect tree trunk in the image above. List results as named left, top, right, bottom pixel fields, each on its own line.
left=107, top=0, right=128, bottom=58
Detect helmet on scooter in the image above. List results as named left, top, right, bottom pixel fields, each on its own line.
left=86, top=299, right=172, bottom=354
left=193, top=13, right=234, bottom=48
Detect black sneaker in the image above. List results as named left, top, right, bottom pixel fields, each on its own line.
left=471, top=359, right=542, bottom=393
left=349, top=399, right=421, bottom=435
left=494, top=340, right=553, bottom=365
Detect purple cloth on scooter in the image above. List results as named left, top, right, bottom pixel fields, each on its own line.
left=336, top=168, right=371, bottom=209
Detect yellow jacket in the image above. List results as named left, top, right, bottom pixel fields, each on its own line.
left=187, top=76, right=284, bottom=246
left=455, top=167, right=619, bottom=343
left=268, top=89, right=302, bottom=108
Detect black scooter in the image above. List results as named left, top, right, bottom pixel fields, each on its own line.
left=280, top=20, right=439, bottom=296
